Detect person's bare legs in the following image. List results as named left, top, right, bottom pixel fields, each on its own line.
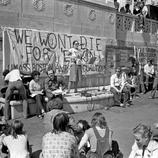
left=67, top=81, right=72, bottom=93
left=23, top=99, right=28, bottom=119
left=74, top=81, right=78, bottom=93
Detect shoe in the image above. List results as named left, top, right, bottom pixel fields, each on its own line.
left=149, top=96, right=155, bottom=99
left=41, top=112, right=46, bottom=117
left=37, top=115, right=43, bottom=119
left=120, top=103, right=125, bottom=108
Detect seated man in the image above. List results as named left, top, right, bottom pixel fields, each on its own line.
left=44, top=70, right=65, bottom=111
left=110, top=67, right=130, bottom=107
left=144, top=59, right=155, bottom=91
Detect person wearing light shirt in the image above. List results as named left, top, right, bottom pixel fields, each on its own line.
left=67, top=40, right=83, bottom=93
left=110, top=67, right=130, bottom=107
left=144, top=60, right=155, bottom=91
left=129, top=123, right=158, bottom=158
left=4, top=68, right=28, bottom=120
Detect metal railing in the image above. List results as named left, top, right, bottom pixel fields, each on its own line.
left=116, top=12, right=158, bottom=34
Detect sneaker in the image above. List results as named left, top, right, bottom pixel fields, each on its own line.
left=149, top=96, right=155, bottom=99
left=120, top=103, right=125, bottom=107
left=37, top=115, right=43, bottom=119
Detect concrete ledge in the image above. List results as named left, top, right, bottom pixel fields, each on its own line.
left=10, top=100, right=23, bottom=119
left=63, top=90, right=114, bottom=113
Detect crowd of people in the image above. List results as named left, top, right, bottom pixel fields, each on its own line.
left=0, top=39, right=158, bottom=157
left=0, top=112, right=157, bottom=158
left=110, top=57, right=157, bottom=108
left=114, top=0, right=158, bottom=30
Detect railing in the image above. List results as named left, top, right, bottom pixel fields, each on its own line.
left=116, top=13, right=158, bottom=34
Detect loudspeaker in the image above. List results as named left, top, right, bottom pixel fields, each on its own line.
left=147, top=5, right=158, bottom=20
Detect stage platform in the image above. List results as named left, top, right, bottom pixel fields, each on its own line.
left=63, top=86, right=114, bottom=113
left=0, top=86, right=114, bottom=119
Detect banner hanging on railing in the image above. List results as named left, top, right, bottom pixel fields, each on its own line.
left=3, top=27, right=106, bottom=75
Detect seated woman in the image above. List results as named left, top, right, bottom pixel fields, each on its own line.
left=29, top=70, right=46, bottom=119
left=78, top=112, right=113, bottom=158
left=129, top=123, right=158, bottom=158
left=44, top=70, right=65, bottom=111
left=2, top=120, right=30, bottom=158
left=41, top=112, right=79, bottom=158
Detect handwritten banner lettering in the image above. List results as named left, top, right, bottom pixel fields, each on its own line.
left=3, top=28, right=106, bottom=75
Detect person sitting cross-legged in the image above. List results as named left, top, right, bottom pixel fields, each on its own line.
left=110, top=67, right=130, bottom=107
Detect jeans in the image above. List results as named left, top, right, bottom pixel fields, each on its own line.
left=110, top=87, right=130, bottom=105
left=5, top=80, right=28, bottom=120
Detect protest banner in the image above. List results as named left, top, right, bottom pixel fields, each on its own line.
left=3, top=27, right=107, bottom=75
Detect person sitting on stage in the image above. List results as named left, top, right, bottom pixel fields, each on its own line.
left=29, top=70, right=46, bottom=119
left=67, top=40, right=83, bottom=93
left=110, top=67, right=130, bottom=107
left=4, top=66, right=28, bottom=120
left=126, top=70, right=139, bottom=100
left=144, top=59, right=155, bottom=91
left=129, top=123, right=158, bottom=158
left=44, top=69, right=64, bottom=111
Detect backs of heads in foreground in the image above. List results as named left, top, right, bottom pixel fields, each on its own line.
left=133, top=123, right=152, bottom=139
left=11, top=120, right=25, bottom=139
left=91, top=112, right=107, bottom=129
left=52, top=112, right=69, bottom=133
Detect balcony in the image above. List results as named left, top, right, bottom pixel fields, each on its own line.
left=116, top=13, right=158, bottom=34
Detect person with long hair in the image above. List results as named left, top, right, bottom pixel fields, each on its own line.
left=78, top=112, right=113, bottom=158
left=41, top=112, right=79, bottom=158
left=29, top=70, right=46, bottom=119
left=129, top=123, right=158, bottom=158
left=2, top=120, right=30, bottom=158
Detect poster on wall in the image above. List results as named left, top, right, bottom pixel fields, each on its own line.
left=3, top=27, right=107, bottom=76
left=135, top=47, right=158, bottom=69
left=105, top=46, right=134, bottom=70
